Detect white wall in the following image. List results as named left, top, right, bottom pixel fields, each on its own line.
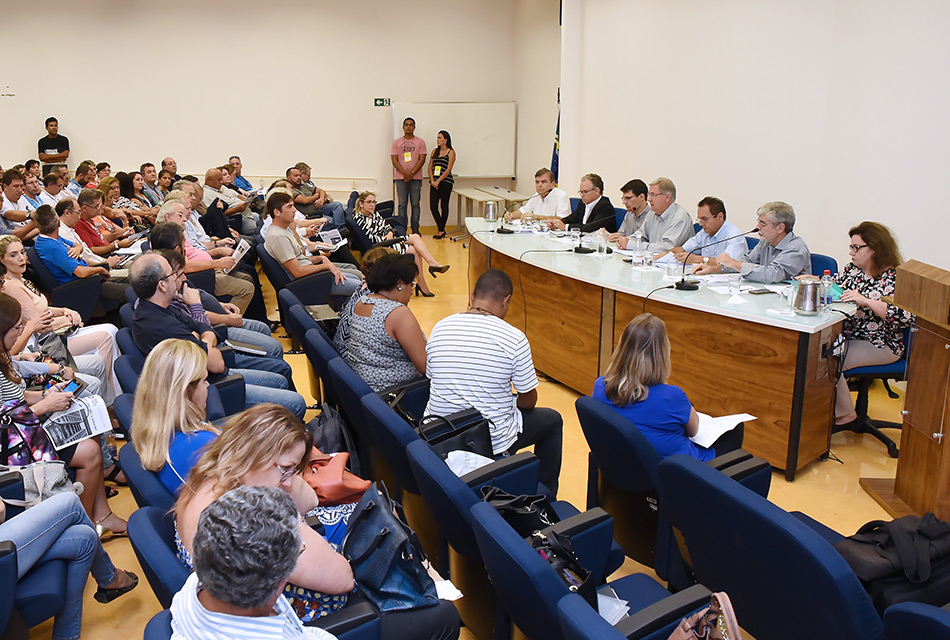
left=560, top=0, right=950, bottom=269
left=0, top=0, right=559, bottom=225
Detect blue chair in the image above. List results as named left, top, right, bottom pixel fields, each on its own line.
left=836, top=325, right=913, bottom=458
left=469, top=501, right=711, bottom=640
left=745, top=236, right=759, bottom=251
left=26, top=246, right=103, bottom=323
left=811, top=253, right=838, bottom=277
left=693, top=222, right=701, bottom=233
left=570, top=197, right=580, bottom=212
left=113, top=392, right=135, bottom=439
left=128, top=507, right=189, bottom=608
left=884, top=601, right=950, bottom=639
left=303, top=327, right=342, bottom=410
left=0, top=541, right=67, bottom=634
left=557, top=591, right=721, bottom=640
left=143, top=610, right=172, bottom=640
left=287, top=302, right=324, bottom=403
left=614, top=207, right=626, bottom=230
left=256, top=242, right=333, bottom=332
left=119, top=445, right=176, bottom=511
left=657, top=455, right=883, bottom=640
left=115, top=352, right=145, bottom=394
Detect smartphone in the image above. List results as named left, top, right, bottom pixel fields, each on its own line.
left=45, top=379, right=82, bottom=394
left=748, top=288, right=776, bottom=295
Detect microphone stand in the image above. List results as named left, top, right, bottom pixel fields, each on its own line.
left=497, top=194, right=540, bottom=234
left=674, top=228, right=759, bottom=291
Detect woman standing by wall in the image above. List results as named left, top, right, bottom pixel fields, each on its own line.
left=427, top=131, right=455, bottom=239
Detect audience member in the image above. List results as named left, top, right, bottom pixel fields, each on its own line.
left=21, top=174, right=44, bottom=211
left=39, top=171, right=68, bottom=206
left=37, top=116, right=70, bottom=175
left=127, top=170, right=159, bottom=217
left=229, top=155, right=254, bottom=193
left=162, top=157, right=183, bottom=183
left=425, top=269, right=563, bottom=492
left=157, top=169, right=174, bottom=197
left=74, top=188, right=135, bottom=252
left=56, top=198, right=128, bottom=277
left=352, top=191, right=449, bottom=297
left=289, top=163, right=345, bottom=229
left=694, top=201, right=810, bottom=282
left=668, top=196, right=747, bottom=265
left=641, top=177, right=693, bottom=252
left=505, top=167, right=570, bottom=222
left=548, top=173, right=617, bottom=233
left=593, top=313, right=744, bottom=461
left=65, top=161, right=95, bottom=197
left=204, top=167, right=257, bottom=234
left=0, top=170, right=39, bottom=240
left=140, top=162, right=164, bottom=206
left=608, top=179, right=651, bottom=248
left=391, top=117, right=427, bottom=235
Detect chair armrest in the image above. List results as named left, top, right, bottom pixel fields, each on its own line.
left=309, top=598, right=379, bottom=637
left=50, top=277, right=102, bottom=325
left=0, top=472, right=25, bottom=521
left=541, top=507, right=614, bottom=586
left=618, top=583, right=712, bottom=640
left=208, top=373, right=245, bottom=415
left=462, top=452, right=540, bottom=496
left=707, top=449, right=752, bottom=470
left=285, top=271, right=334, bottom=306
left=0, top=540, right=17, bottom=634
left=218, top=344, right=236, bottom=369
left=722, top=457, right=771, bottom=498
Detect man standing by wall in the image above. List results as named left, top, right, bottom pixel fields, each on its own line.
left=38, top=117, right=70, bottom=176
left=391, top=117, right=427, bottom=235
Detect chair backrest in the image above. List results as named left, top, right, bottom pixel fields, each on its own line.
left=185, top=268, right=216, bottom=296
left=115, top=352, right=144, bottom=394
left=693, top=222, right=701, bottom=233
left=557, top=593, right=625, bottom=640
left=745, top=236, right=759, bottom=251
left=657, top=455, right=883, bottom=640
left=576, top=396, right=662, bottom=493
left=119, top=303, right=135, bottom=330
left=25, top=246, right=60, bottom=293
left=281, top=289, right=318, bottom=344
left=128, top=507, right=190, bottom=609
left=119, top=444, right=176, bottom=512
left=811, top=253, right=838, bottom=277
left=113, top=393, right=135, bottom=439
left=116, top=327, right=141, bottom=356
left=144, top=610, right=173, bottom=640
left=469, top=501, right=575, bottom=640
left=346, top=190, right=359, bottom=214
left=614, top=207, right=626, bottom=229
left=884, top=601, right=950, bottom=640
left=124, top=286, right=138, bottom=305
left=256, top=242, right=291, bottom=292
left=569, top=197, right=580, bottom=212
left=361, top=391, right=421, bottom=494
left=303, top=328, right=340, bottom=407
left=329, top=358, right=380, bottom=474
left=375, top=199, right=395, bottom=218
left=345, top=212, right=374, bottom=254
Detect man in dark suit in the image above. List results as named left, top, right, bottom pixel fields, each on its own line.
left=548, top=173, right=617, bottom=233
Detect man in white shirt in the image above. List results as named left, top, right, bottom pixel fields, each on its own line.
left=642, top=177, right=694, bottom=252
left=39, top=172, right=68, bottom=207
left=170, top=486, right=338, bottom=640
left=609, top=179, right=652, bottom=249
left=668, top=197, right=748, bottom=266
left=505, top=167, right=570, bottom=222
left=20, top=174, right=44, bottom=211
left=56, top=198, right=127, bottom=275
left=425, top=269, right=563, bottom=493
left=0, top=170, right=38, bottom=240
left=170, top=184, right=236, bottom=256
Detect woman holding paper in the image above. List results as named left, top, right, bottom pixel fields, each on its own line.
left=592, top=313, right=743, bottom=460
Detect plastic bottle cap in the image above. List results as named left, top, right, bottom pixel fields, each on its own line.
left=823, top=270, right=831, bottom=275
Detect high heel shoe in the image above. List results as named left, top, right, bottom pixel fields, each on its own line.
left=414, top=284, right=435, bottom=298
left=428, top=265, right=450, bottom=278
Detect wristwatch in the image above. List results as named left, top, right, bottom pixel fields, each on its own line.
left=703, top=256, right=709, bottom=264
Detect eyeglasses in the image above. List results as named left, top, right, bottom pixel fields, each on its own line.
left=648, top=192, right=668, bottom=199
left=159, top=270, right=182, bottom=283
left=848, top=244, right=868, bottom=253
left=274, top=462, right=297, bottom=482
left=621, top=195, right=638, bottom=201
left=364, top=200, right=377, bottom=205
left=578, top=188, right=595, bottom=195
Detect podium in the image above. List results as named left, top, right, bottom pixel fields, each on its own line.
left=861, top=260, right=950, bottom=519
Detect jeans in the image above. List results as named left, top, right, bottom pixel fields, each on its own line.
left=319, top=201, right=347, bottom=230
left=233, top=352, right=294, bottom=388
left=1, top=492, right=116, bottom=640
left=229, top=321, right=284, bottom=358
left=329, top=271, right=363, bottom=310
left=508, top=407, right=564, bottom=494
left=394, top=179, right=422, bottom=233
left=232, top=367, right=307, bottom=419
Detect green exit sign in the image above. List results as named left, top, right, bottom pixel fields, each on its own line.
left=374, top=97, right=391, bottom=107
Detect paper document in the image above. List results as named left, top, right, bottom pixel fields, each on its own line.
left=226, top=239, right=251, bottom=274
left=690, top=412, right=756, bottom=449
left=655, top=252, right=678, bottom=264
left=115, top=238, right=146, bottom=255
left=44, top=396, right=113, bottom=451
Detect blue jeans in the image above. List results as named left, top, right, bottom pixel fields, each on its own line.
left=319, top=201, right=347, bottom=230
left=229, top=322, right=284, bottom=360
left=1, top=492, right=115, bottom=640
left=233, top=352, right=294, bottom=388
left=232, top=367, right=306, bottom=419
left=394, top=179, right=422, bottom=233
left=330, top=272, right=363, bottom=310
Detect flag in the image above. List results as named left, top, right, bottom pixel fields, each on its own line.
left=551, top=88, right=560, bottom=184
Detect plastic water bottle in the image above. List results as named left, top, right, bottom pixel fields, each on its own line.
left=820, top=269, right=833, bottom=309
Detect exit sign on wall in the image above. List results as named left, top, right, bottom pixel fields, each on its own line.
left=374, top=98, right=391, bottom=107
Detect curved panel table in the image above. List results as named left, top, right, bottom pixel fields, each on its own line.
left=467, top=218, right=845, bottom=480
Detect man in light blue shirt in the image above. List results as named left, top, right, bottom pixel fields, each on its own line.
left=642, top=177, right=694, bottom=252
left=671, top=197, right=748, bottom=266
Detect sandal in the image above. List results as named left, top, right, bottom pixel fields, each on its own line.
left=94, top=570, right=139, bottom=603
left=95, top=512, right=128, bottom=542
left=104, top=462, right=127, bottom=486
left=434, top=231, right=446, bottom=239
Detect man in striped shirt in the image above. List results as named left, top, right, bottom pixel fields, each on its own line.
left=170, top=486, right=337, bottom=639
left=425, top=269, right=563, bottom=493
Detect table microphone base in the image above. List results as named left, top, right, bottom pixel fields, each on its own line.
left=573, top=246, right=595, bottom=254
left=674, top=279, right=700, bottom=291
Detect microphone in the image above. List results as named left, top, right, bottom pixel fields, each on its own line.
left=673, top=227, right=759, bottom=291
left=497, top=193, right=541, bottom=233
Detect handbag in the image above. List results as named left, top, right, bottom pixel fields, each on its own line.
left=307, top=403, right=362, bottom=477
left=417, top=411, right=493, bottom=461
left=1, top=399, right=57, bottom=465
left=834, top=512, right=950, bottom=612
left=341, top=482, right=439, bottom=612
left=302, top=447, right=371, bottom=506
left=531, top=528, right=597, bottom=609
left=0, top=460, right=82, bottom=509
left=481, top=485, right=559, bottom=537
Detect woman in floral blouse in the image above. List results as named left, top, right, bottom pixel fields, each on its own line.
left=830, top=221, right=913, bottom=426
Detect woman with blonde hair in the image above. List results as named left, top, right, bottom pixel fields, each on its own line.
left=593, top=313, right=743, bottom=460
left=132, top=339, right=217, bottom=494
left=175, top=404, right=460, bottom=640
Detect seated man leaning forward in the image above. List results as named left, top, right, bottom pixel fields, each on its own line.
left=424, top=269, right=563, bottom=493
left=665, top=196, right=748, bottom=267
left=262, top=190, right=361, bottom=308
left=128, top=251, right=306, bottom=418
left=504, top=167, right=570, bottom=223
left=693, top=200, right=811, bottom=283
left=547, top=173, right=617, bottom=233
left=170, top=486, right=337, bottom=640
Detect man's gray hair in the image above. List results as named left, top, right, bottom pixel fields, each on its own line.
left=757, top=201, right=795, bottom=233
left=129, top=251, right=169, bottom=299
left=157, top=200, right=184, bottom=223
left=164, top=189, right=186, bottom=204
left=192, top=486, right=301, bottom=609
left=649, top=177, right=677, bottom=200
left=171, top=181, right=193, bottom=194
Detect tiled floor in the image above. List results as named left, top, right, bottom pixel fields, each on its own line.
left=42, top=230, right=902, bottom=639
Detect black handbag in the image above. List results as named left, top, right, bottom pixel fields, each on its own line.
left=417, top=411, right=493, bottom=461
left=340, top=482, right=439, bottom=612
left=481, top=485, right=559, bottom=537
left=531, top=528, right=597, bottom=610
left=307, top=403, right=362, bottom=477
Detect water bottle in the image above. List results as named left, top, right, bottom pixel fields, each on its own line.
left=106, top=432, right=117, bottom=460
left=820, top=269, right=833, bottom=309
left=633, top=234, right=644, bottom=265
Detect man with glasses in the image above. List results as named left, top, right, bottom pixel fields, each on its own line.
left=505, top=168, right=570, bottom=223
left=608, top=179, right=651, bottom=249
left=73, top=189, right=135, bottom=253
left=548, top=173, right=617, bottom=233
left=56, top=198, right=129, bottom=279
left=666, top=196, right=747, bottom=266
left=129, top=252, right=307, bottom=418
left=640, top=177, right=693, bottom=252
left=694, top=201, right=811, bottom=283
